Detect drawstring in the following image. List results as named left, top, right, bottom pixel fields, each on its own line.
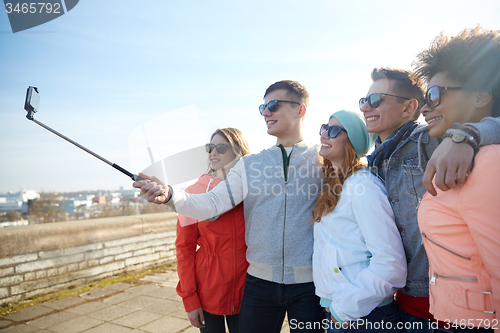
left=417, top=131, right=425, bottom=172
left=206, top=178, right=213, bottom=192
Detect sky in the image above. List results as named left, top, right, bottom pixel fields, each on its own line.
left=1, top=0, right=500, bottom=193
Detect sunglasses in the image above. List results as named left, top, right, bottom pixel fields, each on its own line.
left=424, top=85, right=464, bottom=108
left=205, top=143, right=231, bottom=154
left=259, top=100, right=301, bottom=115
left=319, top=124, right=347, bottom=138
left=359, top=93, right=411, bottom=110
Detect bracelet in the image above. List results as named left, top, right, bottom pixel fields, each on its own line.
left=444, top=129, right=479, bottom=149
left=444, top=128, right=479, bottom=171
left=453, top=122, right=480, bottom=146
left=163, top=185, right=173, bottom=204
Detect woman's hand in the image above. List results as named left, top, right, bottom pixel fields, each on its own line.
left=132, top=172, right=170, bottom=204
left=187, top=307, right=205, bottom=328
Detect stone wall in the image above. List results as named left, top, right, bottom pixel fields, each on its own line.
left=0, top=212, right=177, bottom=305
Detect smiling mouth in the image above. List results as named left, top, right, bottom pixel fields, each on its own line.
left=321, top=143, right=332, bottom=148
left=267, top=120, right=277, bottom=125
left=426, top=116, right=442, bottom=124
left=365, top=116, right=379, bottom=122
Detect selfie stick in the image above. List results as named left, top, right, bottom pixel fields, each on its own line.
left=24, top=87, right=147, bottom=182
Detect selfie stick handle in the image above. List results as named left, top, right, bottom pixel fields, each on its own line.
left=30, top=118, right=146, bottom=182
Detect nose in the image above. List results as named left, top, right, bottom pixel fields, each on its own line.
left=261, top=105, right=272, bottom=117
left=421, top=103, right=430, bottom=115
left=320, top=129, right=329, bottom=140
left=360, top=100, right=371, bottom=113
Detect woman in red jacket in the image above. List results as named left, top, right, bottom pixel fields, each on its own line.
left=176, top=128, right=250, bottom=333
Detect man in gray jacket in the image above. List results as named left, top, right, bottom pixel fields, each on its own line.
left=135, top=80, right=325, bottom=332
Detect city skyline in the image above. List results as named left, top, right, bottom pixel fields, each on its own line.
left=1, top=1, right=500, bottom=193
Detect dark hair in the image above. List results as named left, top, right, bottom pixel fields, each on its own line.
left=371, top=68, right=426, bottom=120
left=413, top=26, right=500, bottom=117
left=264, top=80, right=310, bottom=107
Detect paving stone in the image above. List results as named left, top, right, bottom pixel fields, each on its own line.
left=82, top=322, right=133, bottom=333
left=124, top=285, right=160, bottom=295
left=111, top=310, right=163, bottom=329
left=182, top=327, right=199, bottom=333
left=0, top=323, right=38, bottom=333
left=103, top=282, right=133, bottom=291
left=166, top=293, right=182, bottom=303
left=145, top=287, right=177, bottom=300
left=79, top=288, right=116, bottom=300
left=88, top=305, right=136, bottom=321
left=103, top=292, right=137, bottom=305
left=65, top=301, right=111, bottom=315
left=168, top=308, right=188, bottom=320
left=138, top=316, right=191, bottom=333
left=5, top=305, right=53, bottom=322
left=118, top=295, right=162, bottom=310
left=142, top=300, right=183, bottom=315
left=42, top=296, right=85, bottom=309
left=48, top=316, right=104, bottom=333
left=26, top=310, right=79, bottom=329
left=0, top=320, right=10, bottom=329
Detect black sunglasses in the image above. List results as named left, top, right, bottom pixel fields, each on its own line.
left=205, top=143, right=231, bottom=154
left=359, top=93, right=411, bottom=110
left=319, top=124, right=347, bottom=138
left=424, top=85, right=464, bottom=108
left=259, top=100, right=301, bottom=115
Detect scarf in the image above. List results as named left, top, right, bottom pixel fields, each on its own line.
left=367, top=121, right=418, bottom=181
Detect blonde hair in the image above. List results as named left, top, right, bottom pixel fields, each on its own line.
left=312, top=139, right=363, bottom=222
left=208, top=128, right=250, bottom=172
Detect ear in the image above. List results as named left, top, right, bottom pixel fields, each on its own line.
left=297, top=104, right=307, bottom=119
left=474, top=91, right=493, bottom=109
left=401, top=99, right=419, bottom=119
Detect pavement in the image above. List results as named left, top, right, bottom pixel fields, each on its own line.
left=0, top=269, right=289, bottom=333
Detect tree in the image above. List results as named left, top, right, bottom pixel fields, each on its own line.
left=28, top=192, right=66, bottom=223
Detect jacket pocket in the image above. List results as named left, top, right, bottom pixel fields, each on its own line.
left=421, top=232, right=471, bottom=260
left=195, top=251, right=212, bottom=290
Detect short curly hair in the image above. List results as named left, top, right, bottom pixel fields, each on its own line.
left=413, top=26, right=500, bottom=117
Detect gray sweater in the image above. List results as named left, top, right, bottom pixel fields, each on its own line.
left=170, top=141, right=323, bottom=284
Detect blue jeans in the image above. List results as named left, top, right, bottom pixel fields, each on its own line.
left=325, top=300, right=404, bottom=333
left=201, top=311, right=240, bottom=333
left=239, top=274, right=324, bottom=333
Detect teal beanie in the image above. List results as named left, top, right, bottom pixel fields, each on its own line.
left=329, top=110, right=376, bottom=157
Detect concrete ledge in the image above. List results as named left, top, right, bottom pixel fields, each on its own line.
left=0, top=212, right=177, bottom=258
left=0, top=212, right=178, bottom=305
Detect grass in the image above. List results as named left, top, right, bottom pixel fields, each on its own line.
left=0, top=261, right=177, bottom=317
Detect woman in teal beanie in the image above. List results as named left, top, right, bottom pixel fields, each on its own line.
left=312, top=110, right=407, bottom=332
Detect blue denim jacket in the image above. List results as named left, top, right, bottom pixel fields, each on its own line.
left=383, top=124, right=440, bottom=297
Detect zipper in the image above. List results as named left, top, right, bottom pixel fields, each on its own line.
left=430, top=272, right=477, bottom=285
left=280, top=146, right=293, bottom=283
left=282, top=180, right=287, bottom=283
left=422, top=233, right=471, bottom=260
left=231, top=211, right=236, bottom=315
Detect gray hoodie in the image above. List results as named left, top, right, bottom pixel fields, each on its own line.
left=170, top=141, right=323, bottom=284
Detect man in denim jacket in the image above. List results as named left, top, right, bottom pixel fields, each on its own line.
left=361, top=68, right=500, bottom=332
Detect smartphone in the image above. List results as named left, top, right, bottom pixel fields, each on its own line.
left=24, top=86, right=40, bottom=120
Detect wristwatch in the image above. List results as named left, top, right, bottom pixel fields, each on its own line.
left=444, top=129, right=478, bottom=148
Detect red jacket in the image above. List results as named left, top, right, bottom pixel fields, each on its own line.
left=175, top=174, right=248, bottom=315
